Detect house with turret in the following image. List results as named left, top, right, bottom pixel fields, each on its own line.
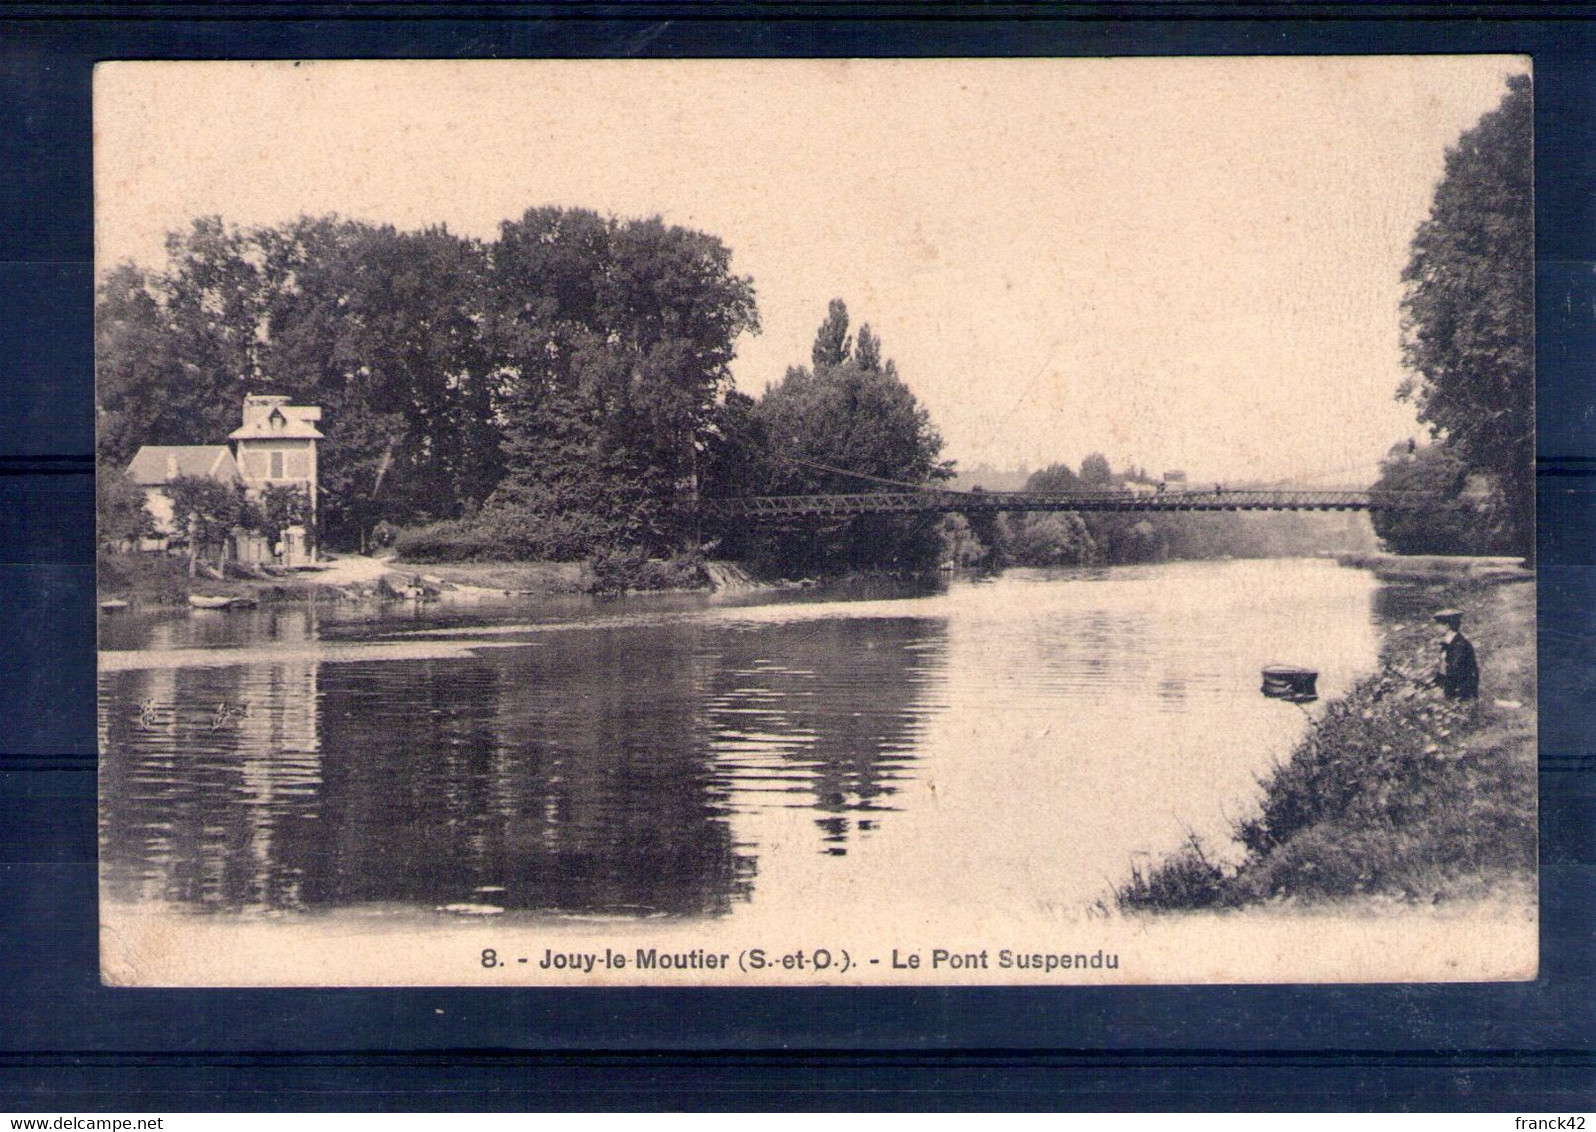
left=126, top=393, right=324, bottom=566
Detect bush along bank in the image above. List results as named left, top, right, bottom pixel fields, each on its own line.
left=1116, top=577, right=1535, bottom=911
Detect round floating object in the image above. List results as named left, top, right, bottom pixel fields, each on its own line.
left=1261, top=665, right=1319, bottom=703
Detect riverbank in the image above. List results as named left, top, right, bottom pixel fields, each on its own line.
left=95, top=550, right=595, bottom=608
left=1117, top=565, right=1536, bottom=911
left=96, top=551, right=328, bottom=607
left=97, top=550, right=756, bottom=608
left=1335, top=550, right=1532, bottom=584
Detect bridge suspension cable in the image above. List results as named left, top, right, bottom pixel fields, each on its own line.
left=770, top=453, right=958, bottom=494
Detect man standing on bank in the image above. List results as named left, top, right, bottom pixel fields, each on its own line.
left=1433, top=609, right=1480, bottom=700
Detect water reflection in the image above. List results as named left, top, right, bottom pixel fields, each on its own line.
left=101, top=561, right=1384, bottom=922
left=101, top=596, right=949, bottom=918
left=704, top=617, right=946, bottom=853
left=100, top=657, right=322, bottom=911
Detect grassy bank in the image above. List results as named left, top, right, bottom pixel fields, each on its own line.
left=1117, top=571, right=1536, bottom=911
left=410, top=551, right=707, bottom=596
left=97, top=551, right=330, bottom=608
left=400, top=560, right=591, bottom=595
left=1335, top=551, right=1532, bottom=584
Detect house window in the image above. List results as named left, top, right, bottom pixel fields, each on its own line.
left=270, top=451, right=284, bottom=479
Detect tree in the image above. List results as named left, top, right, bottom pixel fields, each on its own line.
left=1008, top=459, right=1165, bottom=565
left=1369, top=444, right=1501, bottom=554
left=699, top=390, right=777, bottom=559
left=810, top=298, right=852, bottom=369
left=1398, top=73, right=1534, bottom=557
left=748, top=302, right=952, bottom=573
left=259, top=217, right=501, bottom=547
left=97, top=466, right=154, bottom=551
left=1079, top=452, right=1114, bottom=486
left=1027, top=462, right=1082, bottom=494
left=98, top=219, right=275, bottom=466
left=259, top=483, right=314, bottom=550
left=1005, top=512, right=1097, bottom=566
left=165, top=474, right=245, bottom=577
left=959, top=488, right=1004, bottom=566
left=701, top=391, right=772, bottom=496
left=1002, top=464, right=1094, bottom=565
left=484, top=208, right=759, bottom=558
left=95, top=264, right=186, bottom=469
left=854, top=323, right=883, bottom=372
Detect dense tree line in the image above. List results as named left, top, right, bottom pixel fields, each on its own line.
left=967, top=457, right=1374, bottom=568
left=1378, top=73, right=1533, bottom=558
left=102, top=210, right=1388, bottom=579
left=97, top=210, right=757, bottom=556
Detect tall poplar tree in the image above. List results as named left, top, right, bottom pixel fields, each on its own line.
left=747, top=301, right=952, bottom=573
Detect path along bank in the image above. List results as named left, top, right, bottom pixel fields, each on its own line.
left=1117, top=555, right=1536, bottom=911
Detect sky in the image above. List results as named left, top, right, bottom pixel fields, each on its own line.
left=95, top=57, right=1528, bottom=485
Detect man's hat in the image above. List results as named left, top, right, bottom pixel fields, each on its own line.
left=1433, top=609, right=1464, bottom=627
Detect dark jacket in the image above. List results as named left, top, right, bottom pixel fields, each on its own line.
left=1439, top=631, right=1479, bottom=700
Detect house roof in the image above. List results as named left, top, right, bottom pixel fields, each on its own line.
left=126, top=445, right=243, bottom=486
left=228, top=404, right=324, bottom=440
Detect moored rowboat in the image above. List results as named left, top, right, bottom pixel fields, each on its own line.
left=188, top=594, right=252, bottom=610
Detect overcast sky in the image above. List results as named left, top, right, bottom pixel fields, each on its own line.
left=96, top=57, right=1527, bottom=484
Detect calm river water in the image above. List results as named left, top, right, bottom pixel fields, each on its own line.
left=99, top=558, right=1394, bottom=926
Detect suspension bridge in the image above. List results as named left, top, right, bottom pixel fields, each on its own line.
left=700, top=487, right=1434, bottom=522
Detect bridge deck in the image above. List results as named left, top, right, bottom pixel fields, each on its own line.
left=702, top=489, right=1429, bottom=520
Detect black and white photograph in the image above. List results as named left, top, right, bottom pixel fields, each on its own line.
left=94, top=57, right=1537, bottom=986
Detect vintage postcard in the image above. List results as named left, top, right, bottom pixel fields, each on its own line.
left=95, top=58, right=1536, bottom=986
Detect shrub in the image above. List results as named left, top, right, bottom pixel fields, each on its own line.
left=1005, top=512, right=1097, bottom=567
left=370, top=520, right=399, bottom=550
left=588, top=548, right=706, bottom=594
left=391, top=518, right=519, bottom=562
left=398, top=505, right=645, bottom=563
left=1116, top=834, right=1228, bottom=912
left=1369, top=444, right=1510, bottom=555
left=97, top=550, right=192, bottom=605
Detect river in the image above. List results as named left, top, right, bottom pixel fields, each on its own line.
left=99, top=558, right=1397, bottom=935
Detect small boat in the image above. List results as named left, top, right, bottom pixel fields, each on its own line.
left=188, top=594, right=254, bottom=610
left=1261, top=665, right=1319, bottom=703
left=99, top=599, right=129, bottom=612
